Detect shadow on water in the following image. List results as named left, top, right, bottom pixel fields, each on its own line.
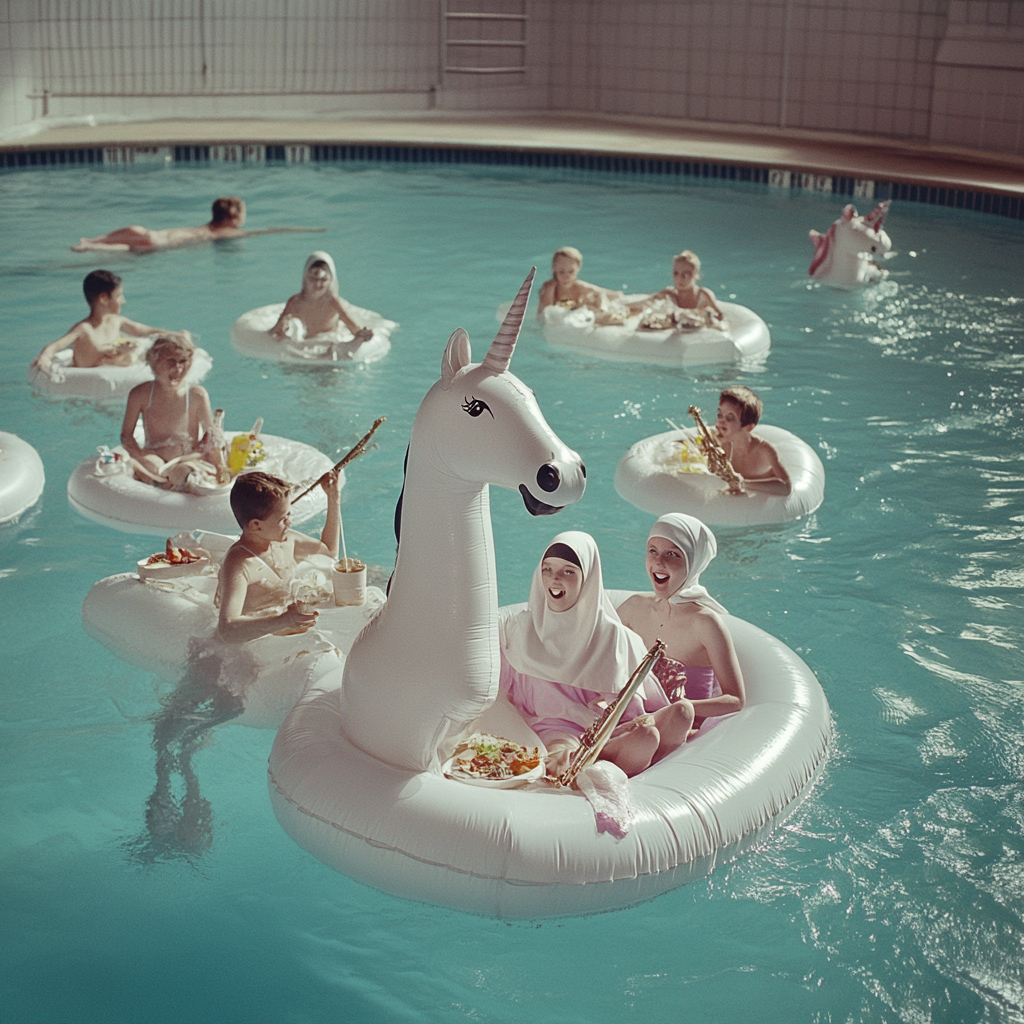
left=122, top=650, right=244, bottom=867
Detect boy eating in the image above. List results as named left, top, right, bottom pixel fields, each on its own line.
left=217, top=470, right=342, bottom=644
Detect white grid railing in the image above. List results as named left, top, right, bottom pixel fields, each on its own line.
left=30, top=0, right=439, bottom=107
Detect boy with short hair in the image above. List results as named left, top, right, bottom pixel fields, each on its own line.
left=31, top=269, right=190, bottom=375
left=714, top=385, right=792, bottom=495
left=72, top=196, right=322, bottom=252
left=217, top=470, right=342, bottom=644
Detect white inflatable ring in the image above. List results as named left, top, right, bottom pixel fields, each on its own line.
left=82, top=537, right=385, bottom=729
left=541, top=300, right=769, bottom=367
left=67, top=432, right=338, bottom=536
left=268, top=591, right=831, bottom=918
left=28, top=339, right=213, bottom=402
left=615, top=426, right=825, bottom=526
left=0, top=432, right=45, bottom=525
left=232, top=304, right=395, bottom=364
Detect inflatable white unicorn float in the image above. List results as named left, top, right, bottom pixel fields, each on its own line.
left=808, top=200, right=893, bottom=288
left=268, top=269, right=831, bottom=918
left=338, top=267, right=587, bottom=768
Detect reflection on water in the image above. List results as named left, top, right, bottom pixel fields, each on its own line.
left=123, top=656, right=243, bottom=866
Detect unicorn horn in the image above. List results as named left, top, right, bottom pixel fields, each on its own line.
left=482, top=267, right=536, bottom=374
left=863, top=200, right=891, bottom=233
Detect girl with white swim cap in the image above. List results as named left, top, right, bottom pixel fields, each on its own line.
left=618, top=513, right=745, bottom=726
left=500, top=530, right=694, bottom=777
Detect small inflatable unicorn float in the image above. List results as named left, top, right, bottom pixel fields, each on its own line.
left=808, top=200, right=893, bottom=288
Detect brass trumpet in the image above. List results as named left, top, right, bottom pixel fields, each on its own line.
left=556, top=639, right=666, bottom=788
left=688, top=405, right=744, bottom=494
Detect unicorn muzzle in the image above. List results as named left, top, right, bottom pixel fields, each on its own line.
left=520, top=457, right=586, bottom=516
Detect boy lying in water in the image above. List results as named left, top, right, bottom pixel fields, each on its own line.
left=217, top=471, right=342, bottom=643
left=72, top=197, right=323, bottom=253
left=31, top=270, right=190, bottom=375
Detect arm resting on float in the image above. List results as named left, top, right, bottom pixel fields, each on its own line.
left=688, top=611, right=745, bottom=719
left=216, top=548, right=317, bottom=643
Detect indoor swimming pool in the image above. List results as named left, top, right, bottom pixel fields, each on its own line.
left=1, top=158, right=1022, bottom=1023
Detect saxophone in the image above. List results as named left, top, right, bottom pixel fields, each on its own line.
left=556, top=639, right=666, bottom=788
left=688, top=405, right=744, bottom=494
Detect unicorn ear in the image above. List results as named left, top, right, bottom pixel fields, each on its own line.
left=842, top=204, right=857, bottom=221
left=441, top=328, right=471, bottom=390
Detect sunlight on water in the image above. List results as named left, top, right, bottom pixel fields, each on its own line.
left=0, top=162, right=1022, bottom=1023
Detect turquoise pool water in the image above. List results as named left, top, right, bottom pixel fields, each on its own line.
left=1, top=160, right=1022, bottom=1024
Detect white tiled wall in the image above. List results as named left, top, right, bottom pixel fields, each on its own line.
left=2, top=0, right=1023, bottom=156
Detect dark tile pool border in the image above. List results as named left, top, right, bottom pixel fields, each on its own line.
left=2, top=142, right=1021, bottom=220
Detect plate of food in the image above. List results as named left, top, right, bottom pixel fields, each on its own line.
left=137, top=539, right=210, bottom=580
left=443, top=733, right=544, bottom=788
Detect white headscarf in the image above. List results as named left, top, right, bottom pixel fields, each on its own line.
left=503, top=531, right=649, bottom=695
left=303, top=251, right=339, bottom=297
left=648, top=513, right=728, bottom=614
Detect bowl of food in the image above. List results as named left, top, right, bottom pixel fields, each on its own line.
left=443, top=733, right=544, bottom=788
left=137, top=540, right=210, bottom=581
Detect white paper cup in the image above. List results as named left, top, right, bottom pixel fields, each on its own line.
left=333, top=558, right=367, bottom=606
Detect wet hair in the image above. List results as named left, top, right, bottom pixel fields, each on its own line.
left=673, top=250, right=701, bottom=277
left=719, top=385, right=762, bottom=427
left=145, top=333, right=196, bottom=368
left=543, top=542, right=583, bottom=569
left=211, top=196, right=244, bottom=226
left=83, top=269, right=122, bottom=306
left=230, top=471, right=292, bottom=528
left=552, top=246, right=583, bottom=269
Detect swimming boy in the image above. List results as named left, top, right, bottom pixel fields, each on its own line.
left=713, top=385, right=791, bottom=495
left=71, top=197, right=324, bottom=253
left=31, top=270, right=191, bottom=376
left=217, top=470, right=342, bottom=644
left=646, top=251, right=724, bottom=322
left=537, top=246, right=624, bottom=316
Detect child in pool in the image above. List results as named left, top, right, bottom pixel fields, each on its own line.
left=644, top=250, right=724, bottom=323
left=31, top=270, right=191, bottom=376
left=72, top=197, right=323, bottom=253
left=537, top=247, right=624, bottom=316
left=268, top=252, right=373, bottom=344
left=713, top=385, right=792, bottom=496
left=217, top=471, right=342, bottom=644
left=119, top=334, right=214, bottom=486
left=500, top=531, right=694, bottom=778
left=617, top=514, right=745, bottom=730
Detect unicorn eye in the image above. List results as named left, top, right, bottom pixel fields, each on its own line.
left=462, top=397, right=493, bottom=419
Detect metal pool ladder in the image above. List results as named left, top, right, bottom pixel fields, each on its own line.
left=441, top=0, right=527, bottom=84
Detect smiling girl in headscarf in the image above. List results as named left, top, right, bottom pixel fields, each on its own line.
left=617, top=513, right=745, bottom=727
left=499, top=531, right=694, bottom=778
left=268, top=251, right=373, bottom=345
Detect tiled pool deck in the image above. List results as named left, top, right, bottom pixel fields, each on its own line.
left=3, top=113, right=1022, bottom=218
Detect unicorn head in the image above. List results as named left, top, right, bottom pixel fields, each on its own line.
left=424, top=267, right=587, bottom=515
left=809, top=202, right=893, bottom=287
